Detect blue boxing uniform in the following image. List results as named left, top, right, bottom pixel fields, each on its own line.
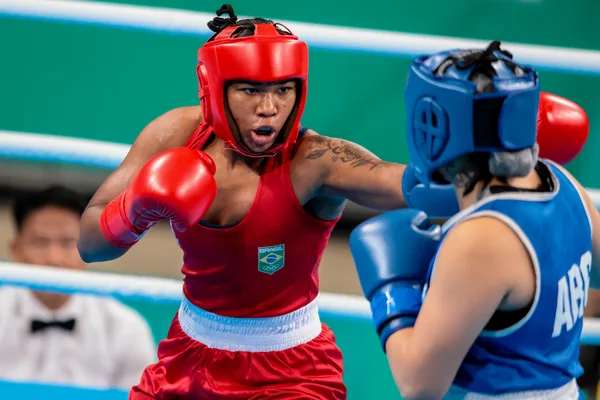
left=430, top=160, right=592, bottom=398
left=350, top=40, right=594, bottom=399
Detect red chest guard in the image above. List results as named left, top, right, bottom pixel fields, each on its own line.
left=178, top=127, right=340, bottom=318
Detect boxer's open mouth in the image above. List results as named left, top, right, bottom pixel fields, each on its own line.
left=251, top=126, right=277, bottom=145
left=254, top=126, right=275, bottom=136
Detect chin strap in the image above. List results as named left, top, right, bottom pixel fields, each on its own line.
left=223, top=141, right=281, bottom=158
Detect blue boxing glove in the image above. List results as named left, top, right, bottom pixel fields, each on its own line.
left=350, top=209, right=441, bottom=351
left=402, top=163, right=459, bottom=218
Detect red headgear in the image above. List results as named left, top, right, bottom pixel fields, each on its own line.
left=197, top=23, right=309, bottom=157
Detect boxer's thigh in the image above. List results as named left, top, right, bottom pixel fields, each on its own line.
left=129, top=355, right=195, bottom=400
left=129, top=382, right=158, bottom=400
left=247, top=382, right=347, bottom=400
left=130, top=316, right=208, bottom=400
left=239, top=324, right=346, bottom=400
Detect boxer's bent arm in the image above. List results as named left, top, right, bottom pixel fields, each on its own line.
left=78, top=106, right=202, bottom=262
left=385, top=218, right=522, bottom=399
left=299, top=135, right=407, bottom=210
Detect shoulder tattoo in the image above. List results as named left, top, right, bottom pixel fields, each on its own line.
left=304, top=136, right=394, bottom=170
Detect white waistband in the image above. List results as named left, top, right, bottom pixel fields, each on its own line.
left=450, top=379, right=580, bottom=400
left=177, top=295, right=322, bottom=352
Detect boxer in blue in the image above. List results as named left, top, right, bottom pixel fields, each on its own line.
left=350, top=41, right=596, bottom=399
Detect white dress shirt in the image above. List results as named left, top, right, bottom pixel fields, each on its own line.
left=0, top=286, right=157, bottom=389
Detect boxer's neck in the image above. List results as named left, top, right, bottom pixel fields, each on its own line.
left=217, top=138, right=267, bottom=171
left=455, top=169, right=542, bottom=210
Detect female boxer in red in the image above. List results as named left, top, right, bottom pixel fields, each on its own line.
left=77, top=4, right=589, bottom=399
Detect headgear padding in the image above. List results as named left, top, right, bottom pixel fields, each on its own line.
left=404, top=41, right=540, bottom=185
left=197, top=6, right=309, bottom=157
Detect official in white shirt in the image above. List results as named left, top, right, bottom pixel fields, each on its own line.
left=0, top=186, right=157, bottom=390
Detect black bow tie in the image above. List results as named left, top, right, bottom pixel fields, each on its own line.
left=30, top=318, right=76, bottom=334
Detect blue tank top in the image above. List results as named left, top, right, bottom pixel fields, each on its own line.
left=425, top=160, right=593, bottom=395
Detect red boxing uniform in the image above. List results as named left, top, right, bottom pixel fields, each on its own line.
left=180, top=126, right=337, bottom=319
left=129, top=6, right=345, bottom=399
left=131, top=126, right=345, bottom=400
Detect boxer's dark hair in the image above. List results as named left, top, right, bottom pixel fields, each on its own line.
left=12, top=185, right=87, bottom=233
left=443, top=153, right=499, bottom=197
left=207, top=4, right=292, bottom=41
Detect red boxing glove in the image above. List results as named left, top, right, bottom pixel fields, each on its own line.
left=537, top=92, right=589, bottom=165
left=100, top=148, right=217, bottom=249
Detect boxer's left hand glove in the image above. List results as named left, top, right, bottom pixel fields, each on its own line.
left=402, top=163, right=459, bottom=218
left=350, top=209, right=441, bottom=351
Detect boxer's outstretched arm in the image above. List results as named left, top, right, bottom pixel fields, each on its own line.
left=299, top=134, right=407, bottom=210
left=384, top=217, right=523, bottom=399
left=78, top=106, right=202, bottom=263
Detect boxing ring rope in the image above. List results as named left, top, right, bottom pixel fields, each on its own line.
left=0, top=262, right=371, bottom=321
left=1, top=0, right=600, bottom=76
left=1, top=261, right=600, bottom=344
left=3, top=129, right=600, bottom=205
left=1, top=129, right=600, bottom=344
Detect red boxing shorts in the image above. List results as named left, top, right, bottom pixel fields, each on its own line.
left=130, top=296, right=346, bottom=399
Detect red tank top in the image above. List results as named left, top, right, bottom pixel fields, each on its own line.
left=175, top=124, right=340, bottom=318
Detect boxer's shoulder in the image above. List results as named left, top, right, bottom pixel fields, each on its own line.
left=126, top=106, right=203, bottom=161
left=85, top=106, right=204, bottom=209
left=291, top=131, right=361, bottom=193
left=293, top=131, right=379, bottom=169
left=437, top=215, right=532, bottom=299
left=293, top=128, right=321, bottom=156
left=141, top=106, right=203, bottom=147
left=443, top=215, right=523, bottom=257
left=290, top=130, right=330, bottom=181
left=287, top=131, right=345, bottom=217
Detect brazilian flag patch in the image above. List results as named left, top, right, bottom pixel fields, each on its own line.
left=257, top=244, right=285, bottom=275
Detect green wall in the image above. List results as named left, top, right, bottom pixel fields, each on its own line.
left=1, top=0, right=600, bottom=184
left=2, top=1, right=599, bottom=398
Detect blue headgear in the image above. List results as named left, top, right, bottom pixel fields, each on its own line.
left=405, top=41, right=540, bottom=185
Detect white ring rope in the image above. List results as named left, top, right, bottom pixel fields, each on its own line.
left=1, top=262, right=598, bottom=344
left=0, top=262, right=371, bottom=321
left=2, top=129, right=600, bottom=207
left=1, top=0, right=600, bottom=75
left=0, top=130, right=128, bottom=169
left=0, top=262, right=183, bottom=304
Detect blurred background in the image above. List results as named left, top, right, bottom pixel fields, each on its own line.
left=1, top=0, right=599, bottom=398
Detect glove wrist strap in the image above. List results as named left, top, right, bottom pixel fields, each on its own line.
left=99, top=191, right=145, bottom=249
left=380, top=317, right=417, bottom=352
left=370, top=283, right=423, bottom=352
